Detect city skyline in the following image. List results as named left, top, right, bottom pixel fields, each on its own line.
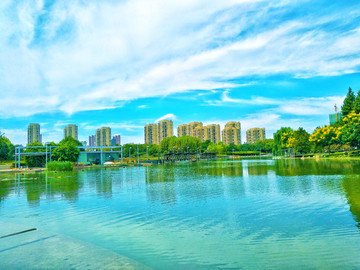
left=1, top=1, right=360, bottom=145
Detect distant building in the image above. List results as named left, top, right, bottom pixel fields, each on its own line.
left=194, top=126, right=206, bottom=141
left=329, top=112, right=343, bottom=125
left=144, top=124, right=158, bottom=144
left=188, top=122, right=203, bottom=137
left=95, top=127, right=111, bottom=146
left=222, top=122, right=241, bottom=145
left=246, top=128, right=265, bottom=144
left=81, top=141, right=87, bottom=146
left=27, top=123, right=41, bottom=145
left=89, top=135, right=95, bottom=146
left=158, top=120, right=173, bottom=143
left=205, top=124, right=221, bottom=143
left=111, top=135, right=121, bottom=145
left=177, top=124, right=189, bottom=137
left=64, top=124, right=78, bottom=140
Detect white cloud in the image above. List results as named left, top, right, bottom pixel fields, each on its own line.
left=0, top=0, right=359, bottom=117
left=155, top=113, right=177, bottom=123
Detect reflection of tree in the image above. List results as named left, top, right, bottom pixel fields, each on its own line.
left=0, top=178, right=14, bottom=206
left=274, top=159, right=360, bottom=176
left=342, top=176, right=360, bottom=228
left=22, top=172, right=82, bottom=205
left=192, top=161, right=243, bottom=177
left=247, top=164, right=270, bottom=176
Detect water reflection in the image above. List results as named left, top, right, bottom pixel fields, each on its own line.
left=342, top=175, right=360, bottom=228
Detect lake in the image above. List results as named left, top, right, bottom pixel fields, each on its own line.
left=1, top=159, right=360, bottom=269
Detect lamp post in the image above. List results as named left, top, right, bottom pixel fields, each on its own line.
left=146, top=146, right=149, bottom=161
left=137, top=145, right=139, bottom=164
left=129, top=147, right=132, bottom=163
left=173, top=146, right=175, bottom=154
left=187, top=147, right=189, bottom=153
left=232, top=148, right=234, bottom=160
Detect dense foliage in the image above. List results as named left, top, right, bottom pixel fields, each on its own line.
left=0, top=131, right=15, bottom=161
left=46, top=161, right=74, bottom=171
left=52, top=136, right=81, bottom=162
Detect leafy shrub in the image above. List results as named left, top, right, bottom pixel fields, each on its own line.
left=46, top=161, right=74, bottom=171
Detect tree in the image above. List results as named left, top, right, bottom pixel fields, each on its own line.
left=24, top=142, right=46, bottom=167
left=52, top=137, right=81, bottom=162
left=338, top=112, right=360, bottom=148
left=341, top=87, right=355, bottom=116
left=292, top=128, right=311, bottom=154
left=309, top=125, right=340, bottom=151
left=353, top=90, right=360, bottom=114
left=273, top=127, right=294, bottom=155
left=207, top=142, right=226, bottom=154
left=0, top=132, right=14, bottom=161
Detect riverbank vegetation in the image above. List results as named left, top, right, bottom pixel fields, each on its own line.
left=46, top=161, right=74, bottom=171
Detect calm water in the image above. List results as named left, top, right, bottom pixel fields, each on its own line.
left=1, top=159, right=360, bottom=269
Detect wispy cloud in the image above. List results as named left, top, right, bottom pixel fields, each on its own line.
left=155, top=113, right=177, bottom=123
left=0, top=0, right=359, bottom=117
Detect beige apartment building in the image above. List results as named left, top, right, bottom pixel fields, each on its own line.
left=95, top=127, right=111, bottom=146
left=27, top=123, right=41, bottom=145
left=64, top=124, right=78, bottom=140
left=246, top=128, right=265, bottom=144
left=222, top=122, right=241, bottom=145
left=177, top=124, right=189, bottom=137
left=158, top=120, right=173, bottom=143
left=144, top=124, right=158, bottom=144
left=205, top=124, right=221, bottom=143
left=188, top=122, right=203, bottom=137
left=194, top=126, right=206, bottom=141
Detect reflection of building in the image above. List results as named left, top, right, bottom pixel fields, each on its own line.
left=158, top=120, right=173, bottom=143
left=222, top=122, right=241, bottom=145
left=27, top=123, right=41, bottom=145
left=329, top=112, right=343, bottom=125
left=64, top=124, right=78, bottom=140
left=246, top=128, right=265, bottom=144
left=111, top=135, right=121, bottom=145
left=144, top=124, right=158, bottom=144
left=96, top=127, right=111, bottom=146
left=89, top=135, right=95, bottom=146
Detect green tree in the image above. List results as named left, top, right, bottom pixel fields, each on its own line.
left=207, top=142, right=226, bottom=154
left=273, top=127, right=294, bottom=156
left=51, top=137, right=81, bottom=162
left=292, top=128, right=311, bottom=154
left=338, top=112, right=360, bottom=148
left=24, top=142, right=45, bottom=168
left=353, top=90, right=360, bottom=114
left=341, top=87, right=355, bottom=116
left=0, top=131, right=14, bottom=161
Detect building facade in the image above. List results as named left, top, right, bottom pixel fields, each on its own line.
left=111, top=135, right=121, bottom=145
left=158, top=120, right=173, bottom=143
left=177, top=124, right=189, bottom=137
left=89, top=135, right=95, bottom=146
left=64, top=124, right=78, bottom=140
left=144, top=124, right=158, bottom=144
left=188, top=122, right=203, bottom=137
left=205, top=124, right=221, bottom=143
left=27, top=123, right=41, bottom=145
left=222, top=122, right=241, bottom=145
left=246, top=128, right=265, bottom=144
left=329, top=112, right=343, bottom=125
left=95, top=127, right=111, bottom=146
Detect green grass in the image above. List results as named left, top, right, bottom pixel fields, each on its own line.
left=46, top=161, right=74, bottom=171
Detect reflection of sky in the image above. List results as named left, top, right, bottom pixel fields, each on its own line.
left=0, top=160, right=360, bottom=269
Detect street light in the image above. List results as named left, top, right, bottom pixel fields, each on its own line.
left=137, top=145, right=139, bottom=164
left=129, top=147, right=132, bottom=163
left=146, top=146, right=149, bottom=161
left=232, top=148, right=234, bottom=160
left=187, top=147, right=189, bottom=153
left=173, top=146, right=175, bottom=154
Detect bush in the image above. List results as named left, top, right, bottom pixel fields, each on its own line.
left=46, top=161, right=74, bottom=171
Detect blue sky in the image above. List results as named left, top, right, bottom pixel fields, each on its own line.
left=0, top=0, right=360, bottom=145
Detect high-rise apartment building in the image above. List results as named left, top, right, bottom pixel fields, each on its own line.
left=95, top=127, right=111, bottom=146
left=222, top=122, right=241, bottom=145
left=188, top=122, right=203, bottom=137
left=27, top=123, right=41, bottom=145
left=158, top=120, right=173, bottom=143
left=246, top=128, right=265, bottom=144
left=144, top=124, right=158, bottom=144
left=177, top=124, right=189, bottom=137
left=194, top=126, right=206, bottom=141
left=111, top=135, right=121, bottom=146
left=89, top=135, right=95, bottom=146
left=64, top=124, right=78, bottom=140
left=205, top=124, right=221, bottom=143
